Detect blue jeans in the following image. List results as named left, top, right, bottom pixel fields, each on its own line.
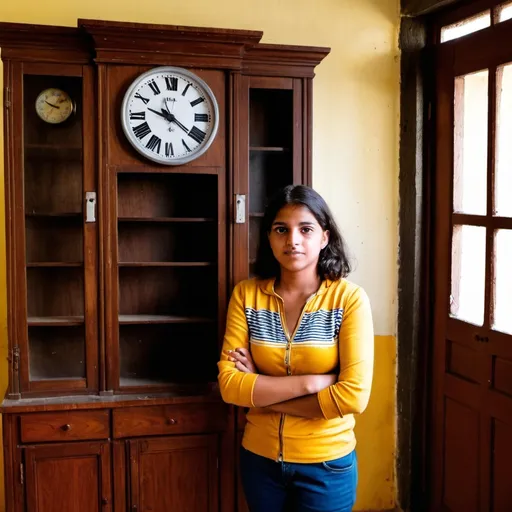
left=240, top=447, right=358, bottom=512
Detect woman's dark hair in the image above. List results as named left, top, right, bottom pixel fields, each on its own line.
left=254, top=185, right=351, bottom=281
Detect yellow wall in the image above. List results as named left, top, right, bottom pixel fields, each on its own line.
left=0, top=0, right=400, bottom=510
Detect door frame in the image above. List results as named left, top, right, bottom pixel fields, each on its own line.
left=399, top=1, right=512, bottom=510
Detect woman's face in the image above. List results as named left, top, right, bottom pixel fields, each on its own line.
left=268, top=204, right=329, bottom=274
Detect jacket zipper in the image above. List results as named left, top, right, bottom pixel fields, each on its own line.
left=275, top=291, right=317, bottom=462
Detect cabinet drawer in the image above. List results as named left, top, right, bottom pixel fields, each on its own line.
left=113, top=403, right=227, bottom=438
left=20, top=410, right=110, bottom=443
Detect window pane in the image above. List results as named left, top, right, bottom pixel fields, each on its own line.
left=454, top=71, right=488, bottom=215
left=498, top=2, right=512, bottom=22
left=495, top=64, right=512, bottom=217
left=494, top=230, right=512, bottom=334
left=441, top=11, right=490, bottom=43
left=450, top=225, right=486, bottom=326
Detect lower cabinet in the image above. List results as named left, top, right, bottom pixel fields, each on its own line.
left=23, top=442, right=112, bottom=512
left=126, top=435, right=219, bottom=512
left=4, top=403, right=232, bottom=511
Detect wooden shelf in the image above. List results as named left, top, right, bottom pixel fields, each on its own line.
left=118, top=262, right=214, bottom=267
left=118, top=217, right=215, bottom=223
left=119, top=315, right=215, bottom=325
left=249, top=146, right=289, bottom=152
left=249, top=212, right=265, bottom=218
left=25, top=144, right=82, bottom=159
left=119, top=377, right=174, bottom=388
left=28, top=316, right=85, bottom=326
left=27, top=262, right=83, bottom=268
left=25, top=212, right=82, bottom=218
left=30, top=376, right=85, bottom=383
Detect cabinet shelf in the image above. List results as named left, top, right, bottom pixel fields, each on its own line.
left=249, top=212, right=265, bottom=218
left=28, top=316, right=85, bottom=326
left=118, top=262, right=214, bottom=267
left=25, top=212, right=82, bottom=218
left=119, top=315, right=215, bottom=325
left=26, top=262, right=83, bottom=268
left=118, top=217, right=215, bottom=223
left=25, top=144, right=82, bottom=160
left=250, top=146, right=289, bottom=152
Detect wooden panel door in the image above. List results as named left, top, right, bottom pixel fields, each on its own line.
left=24, top=442, right=111, bottom=512
left=128, top=434, right=219, bottom=512
left=432, top=19, right=512, bottom=512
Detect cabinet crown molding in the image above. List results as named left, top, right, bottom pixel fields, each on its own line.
left=79, top=18, right=263, bottom=68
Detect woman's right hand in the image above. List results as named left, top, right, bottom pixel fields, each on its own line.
left=306, top=374, right=338, bottom=394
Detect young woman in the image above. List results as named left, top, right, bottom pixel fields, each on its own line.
left=218, top=185, right=374, bottom=512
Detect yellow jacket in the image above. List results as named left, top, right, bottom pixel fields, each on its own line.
left=218, top=277, right=374, bottom=463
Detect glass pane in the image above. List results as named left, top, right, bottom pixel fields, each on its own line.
left=454, top=70, right=488, bottom=215
left=441, top=11, right=490, bottom=42
left=450, top=225, right=486, bottom=325
left=493, top=230, right=512, bottom=334
left=23, top=74, right=86, bottom=383
left=248, top=88, right=293, bottom=277
left=498, top=2, right=512, bottom=22
left=495, top=64, right=512, bottom=217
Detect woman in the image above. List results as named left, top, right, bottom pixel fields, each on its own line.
left=218, top=185, right=374, bottom=512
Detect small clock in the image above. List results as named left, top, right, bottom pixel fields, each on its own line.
left=121, top=66, right=219, bottom=165
left=35, top=88, right=75, bottom=124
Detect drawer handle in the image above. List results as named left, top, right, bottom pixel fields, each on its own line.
left=61, top=424, right=72, bottom=432
left=166, top=418, right=177, bottom=426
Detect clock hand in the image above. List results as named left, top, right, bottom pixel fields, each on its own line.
left=45, top=101, right=60, bottom=109
left=148, top=107, right=170, bottom=120
left=161, top=110, right=189, bottom=134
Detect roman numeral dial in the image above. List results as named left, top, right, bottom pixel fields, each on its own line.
left=122, top=66, right=219, bottom=165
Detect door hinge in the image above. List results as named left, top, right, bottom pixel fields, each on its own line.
left=11, top=346, right=20, bottom=374
left=4, top=87, right=12, bottom=109
left=19, top=463, right=24, bottom=485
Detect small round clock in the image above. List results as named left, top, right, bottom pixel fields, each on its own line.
left=35, top=88, right=75, bottom=124
left=121, top=67, right=219, bottom=166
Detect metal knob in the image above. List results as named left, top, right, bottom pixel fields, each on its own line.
left=166, top=418, right=177, bottom=425
left=61, top=424, right=72, bottom=431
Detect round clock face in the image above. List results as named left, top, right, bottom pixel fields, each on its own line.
left=121, top=67, right=219, bottom=165
left=35, top=88, right=74, bottom=124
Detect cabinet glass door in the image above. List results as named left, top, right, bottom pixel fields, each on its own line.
left=17, top=63, right=97, bottom=394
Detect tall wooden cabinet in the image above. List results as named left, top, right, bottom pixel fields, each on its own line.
left=0, top=20, right=329, bottom=511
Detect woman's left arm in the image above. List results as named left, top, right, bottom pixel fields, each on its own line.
left=316, top=287, right=374, bottom=419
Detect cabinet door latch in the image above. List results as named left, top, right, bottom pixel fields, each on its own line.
left=235, top=194, right=246, bottom=224
left=85, top=192, right=97, bottom=223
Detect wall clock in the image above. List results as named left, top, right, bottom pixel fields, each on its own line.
left=121, top=66, right=219, bottom=165
left=35, top=88, right=75, bottom=124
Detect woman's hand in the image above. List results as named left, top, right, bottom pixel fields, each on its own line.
left=227, top=348, right=257, bottom=374
left=306, top=374, right=338, bottom=394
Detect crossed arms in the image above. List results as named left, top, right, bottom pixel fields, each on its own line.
left=217, top=283, right=374, bottom=420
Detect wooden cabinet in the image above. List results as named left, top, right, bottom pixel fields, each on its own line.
left=0, top=19, right=329, bottom=511
left=127, top=435, right=219, bottom=512
left=24, top=442, right=111, bottom=512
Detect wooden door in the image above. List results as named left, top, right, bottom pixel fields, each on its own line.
left=128, top=435, right=219, bottom=512
left=6, top=60, right=99, bottom=396
left=432, top=16, right=512, bottom=512
left=24, top=442, right=111, bottom=512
